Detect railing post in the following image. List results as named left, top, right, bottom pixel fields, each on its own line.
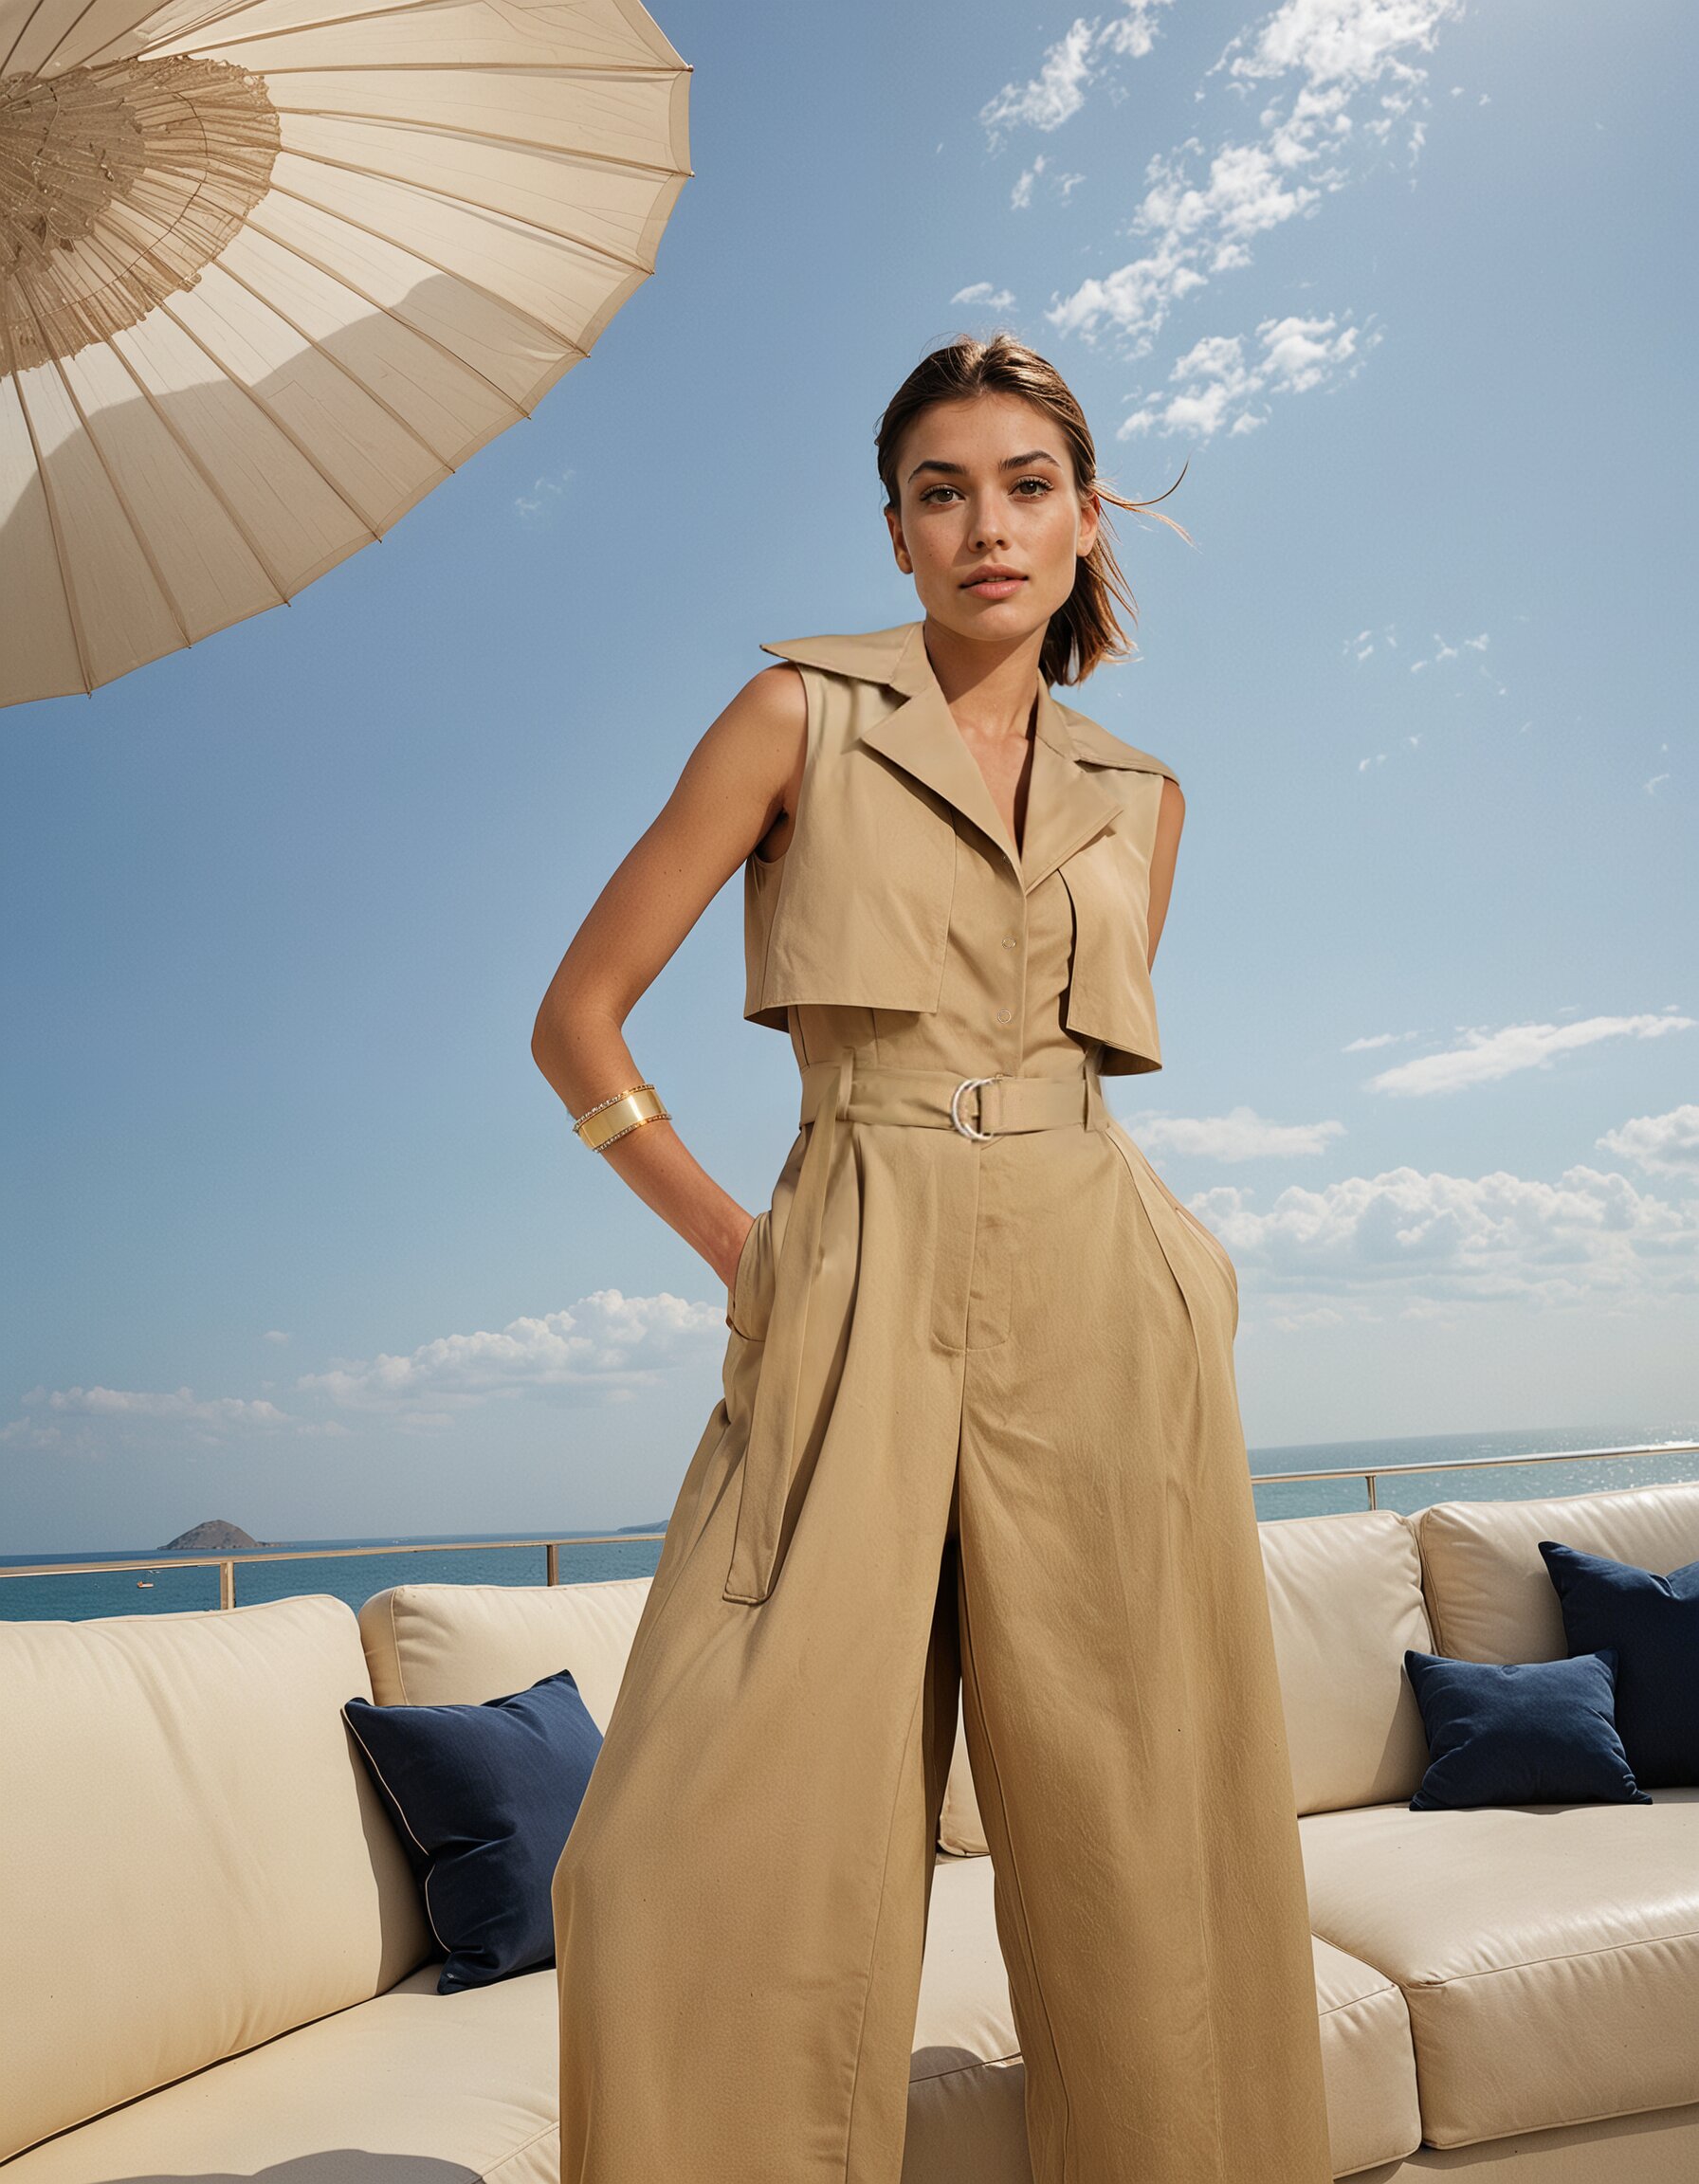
left=546, top=1542, right=559, bottom=1587
left=219, top=1558, right=235, bottom=1611
left=1366, top=1472, right=1379, bottom=1510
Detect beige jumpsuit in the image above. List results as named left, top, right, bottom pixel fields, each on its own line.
left=552, top=620, right=1333, bottom=2183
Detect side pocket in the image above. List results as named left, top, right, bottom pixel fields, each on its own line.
left=725, top=1206, right=775, bottom=1342
left=1154, top=1170, right=1239, bottom=1296
left=1108, top=1122, right=1238, bottom=1296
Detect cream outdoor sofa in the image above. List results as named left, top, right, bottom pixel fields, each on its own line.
left=4, top=1477, right=1699, bottom=2182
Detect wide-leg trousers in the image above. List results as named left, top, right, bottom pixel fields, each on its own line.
left=552, top=1072, right=1335, bottom=2183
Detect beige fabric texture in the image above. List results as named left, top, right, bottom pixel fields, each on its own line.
left=0, top=0, right=691, bottom=705
left=552, top=622, right=1334, bottom=2182
left=0, top=1592, right=428, bottom=2163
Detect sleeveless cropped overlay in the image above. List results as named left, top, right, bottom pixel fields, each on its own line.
left=552, top=620, right=1334, bottom=2184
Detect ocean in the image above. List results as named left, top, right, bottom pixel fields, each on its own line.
left=5, top=1420, right=1696, bottom=1625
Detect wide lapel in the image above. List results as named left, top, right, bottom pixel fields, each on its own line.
left=852, top=622, right=1026, bottom=880
left=759, top=619, right=1130, bottom=894
left=1019, top=682, right=1124, bottom=891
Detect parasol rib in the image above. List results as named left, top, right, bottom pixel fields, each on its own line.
left=263, top=172, right=592, bottom=354
left=33, top=218, right=295, bottom=597
left=0, top=0, right=52, bottom=77
left=149, top=285, right=387, bottom=541
left=211, top=246, right=458, bottom=477
left=258, top=99, right=688, bottom=186
left=13, top=263, right=195, bottom=646
left=0, top=291, right=96, bottom=692
left=273, top=137, right=657, bottom=275
left=243, top=209, right=532, bottom=421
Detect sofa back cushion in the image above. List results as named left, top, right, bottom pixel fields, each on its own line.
left=358, top=1577, right=652, bottom=1724
left=1260, top=1509, right=1435, bottom=1815
left=0, top=1594, right=429, bottom=2164
left=1416, top=1480, right=1699, bottom=1664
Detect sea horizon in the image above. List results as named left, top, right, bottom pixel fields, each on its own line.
left=6, top=1419, right=1695, bottom=1625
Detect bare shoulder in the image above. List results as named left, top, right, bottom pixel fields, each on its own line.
left=671, top=660, right=807, bottom=849
left=695, top=658, right=806, bottom=760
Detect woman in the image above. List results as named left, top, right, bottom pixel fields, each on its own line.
left=535, top=335, right=1333, bottom=2183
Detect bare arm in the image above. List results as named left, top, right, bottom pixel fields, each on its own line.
left=531, top=664, right=807, bottom=1291
left=1146, top=775, right=1185, bottom=969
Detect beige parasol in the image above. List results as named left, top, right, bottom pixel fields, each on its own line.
left=0, top=0, right=691, bottom=704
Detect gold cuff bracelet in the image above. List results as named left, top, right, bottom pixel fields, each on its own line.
left=573, top=1081, right=671, bottom=1154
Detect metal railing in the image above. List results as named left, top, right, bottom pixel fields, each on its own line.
left=3, top=1443, right=1695, bottom=1608
left=1251, top=1438, right=1699, bottom=1511
left=0, top=1529, right=667, bottom=1608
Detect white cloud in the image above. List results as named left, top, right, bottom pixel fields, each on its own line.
left=951, top=281, right=1018, bottom=312
left=1342, top=1029, right=1416, bottom=1050
left=979, top=5, right=1174, bottom=144
left=1123, top=1102, right=1346, bottom=1158
left=1011, top=153, right=1087, bottom=209
left=1, top=1290, right=734, bottom=1454
left=1195, top=1160, right=1699, bottom=1309
left=515, top=466, right=575, bottom=522
left=1025, top=0, right=1467, bottom=436
left=1598, top=1104, right=1699, bottom=1178
left=294, top=1288, right=727, bottom=1429
left=0, top=1384, right=297, bottom=1457
left=1366, top=1010, right=1693, bottom=1096
left=1117, top=310, right=1379, bottom=439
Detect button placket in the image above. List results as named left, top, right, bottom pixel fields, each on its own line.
left=993, top=899, right=1026, bottom=1049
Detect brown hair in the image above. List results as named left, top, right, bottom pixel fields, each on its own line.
left=875, top=332, right=1191, bottom=687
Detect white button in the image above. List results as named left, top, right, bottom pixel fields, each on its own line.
left=1001, top=935, right=1018, bottom=950
left=996, top=1007, right=1013, bottom=1024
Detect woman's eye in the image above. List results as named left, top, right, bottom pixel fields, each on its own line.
left=921, top=478, right=1053, bottom=505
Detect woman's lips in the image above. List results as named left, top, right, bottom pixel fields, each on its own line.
left=963, top=575, right=1026, bottom=598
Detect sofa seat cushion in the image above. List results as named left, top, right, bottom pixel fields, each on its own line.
left=0, top=1961, right=559, bottom=2183
left=1313, top=1935, right=1421, bottom=2176
left=1302, top=1789, right=1699, bottom=2149
left=5, top=1853, right=1023, bottom=2184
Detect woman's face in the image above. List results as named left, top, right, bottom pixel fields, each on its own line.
left=885, top=391, right=1100, bottom=646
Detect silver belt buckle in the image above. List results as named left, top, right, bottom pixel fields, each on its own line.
left=950, top=1074, right=1001, bottom=1141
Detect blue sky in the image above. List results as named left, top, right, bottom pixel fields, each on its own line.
left=3, top=0, right=1693, bottom=1553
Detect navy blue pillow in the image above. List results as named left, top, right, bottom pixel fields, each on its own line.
left=343, top=1669, right=602, bottom=1993
left=1538, top=1539, right=1699, bottom=1789
left=1402, top=1647, right=1650, bottom=1811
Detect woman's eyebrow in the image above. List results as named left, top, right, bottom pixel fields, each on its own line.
left=905, top=450, right=1061, bottom=482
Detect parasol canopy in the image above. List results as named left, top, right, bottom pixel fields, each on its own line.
left=0, top=0, right=691, bottom=704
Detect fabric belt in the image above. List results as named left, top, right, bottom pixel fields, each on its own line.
left=723, top=1056, right=1106, bottom=1606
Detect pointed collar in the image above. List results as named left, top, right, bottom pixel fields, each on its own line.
left=758, top=619, right=1174, bottom=890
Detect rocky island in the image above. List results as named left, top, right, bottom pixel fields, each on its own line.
left=157, top=1520, right=283, bottom=1552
